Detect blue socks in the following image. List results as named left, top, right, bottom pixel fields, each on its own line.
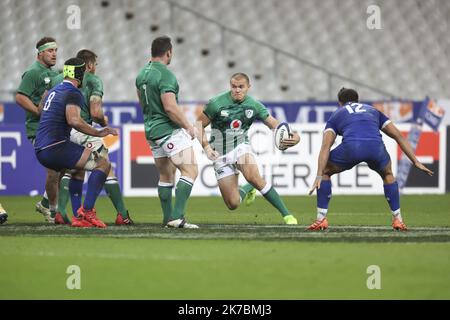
left=383, top=181, right=401, bottom=217
left=316, top=180, right=332, bottom=220
left=69, top=178, right=83, bottom=217
left=84, top=170, right=107, bottom=210
left=314, top=180, right=402, bottom=221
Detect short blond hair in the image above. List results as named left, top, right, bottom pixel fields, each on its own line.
left=230, top=72, right=250, bottom=85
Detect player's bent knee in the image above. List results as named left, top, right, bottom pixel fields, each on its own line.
left=47, top=169, right=60, bottom=180
left=83, top=151, right=110, bottom=173
left=379, top=165, right=395, bottom=184
left=225, top=200, right=240, bottom=210
left=96, top=158, right=111, bottom=173
left=322, top=169, right=334, bottom=178
left=181, top=165, right=198, bottom=181
left=383, top=174, right=395, bottom=184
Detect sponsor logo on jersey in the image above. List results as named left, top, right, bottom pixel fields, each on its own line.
left=167, top=142, right=174, bottom=150
left=44, top=77, right=50, bottom=85
left=230, top=119, right=242, bottom=130
left=221, top=110, right=229, bottom=117
left=245, top=109, right=254, bottom=118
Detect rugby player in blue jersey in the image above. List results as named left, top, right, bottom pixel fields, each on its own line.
left=308, top=88, right=433, bottom=231
left=34, top=58, right=118, bottom=228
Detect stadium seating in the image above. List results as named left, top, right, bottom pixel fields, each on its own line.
left=1, top=0, right=449, bottom=102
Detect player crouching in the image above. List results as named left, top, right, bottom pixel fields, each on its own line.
left=34, top=58, right=119, bottom=228
left=308, top=88, right=433, bottom=231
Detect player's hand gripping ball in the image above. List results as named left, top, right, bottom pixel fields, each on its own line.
left=274, top=122, right=291, bottom=151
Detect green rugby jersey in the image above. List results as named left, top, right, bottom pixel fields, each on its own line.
left=51, top=72, right=103, bottom=124
left=135, top=61, right=180, bottom=141
left=203, top=91, right=269, bottom=155
left=17, top=61, right=58, bottom=138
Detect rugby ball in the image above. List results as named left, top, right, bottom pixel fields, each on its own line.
left=274, top=122, right=291, bottom=150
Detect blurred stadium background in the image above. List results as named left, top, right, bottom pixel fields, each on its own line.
left=0, top=0, right=449, bottom=300
left=1, top=0, right=449, bottom=197
left=1, top=0, right=450, bottom=101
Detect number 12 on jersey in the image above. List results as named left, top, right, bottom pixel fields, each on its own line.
left=345, top=103, right=366, bottom=114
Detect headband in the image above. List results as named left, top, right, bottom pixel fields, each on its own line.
left=37, top=42, right=57, bottom=53
left=63, top=63, right=85, bottom=83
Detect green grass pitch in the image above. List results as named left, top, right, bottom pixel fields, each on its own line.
left=0, top=194, right=449, bottom=299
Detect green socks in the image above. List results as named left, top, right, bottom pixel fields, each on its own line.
left=239, top=183, right=254, bottom=201
left=158, top=182, right=174, bottom=224
left=104, top=177, right=128, bottom=218
left=57, top=174, right=71, bottom=216
left=171, top=176, right=194, bottom=220
left=41, top=193, right=49, bottom=209
left=260, top=184, right=290, bottom=217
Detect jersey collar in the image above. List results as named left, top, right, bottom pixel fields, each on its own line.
left=150, top=61, right=166, bottom=68
left=34, top=60, right=52, bottom=70
left=63, top=80, right=77, bottom=87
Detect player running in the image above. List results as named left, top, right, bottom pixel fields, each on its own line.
left=34, top=58, right=118, bottom=228
left=51, top=49, right=133, bottom=225
left=136, top=36, right=199, bottom=228
left=197, top=73, right=300, bottom=224
left=15, top=37, right=60, bottom=222
left=308, top=88, right=434, bottom=231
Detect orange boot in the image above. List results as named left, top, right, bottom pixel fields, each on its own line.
left=77, top=207, right=107, bottom=228
left=392, top=218, right=408, bottom=231
left=307, top=218, right=329, bottom=231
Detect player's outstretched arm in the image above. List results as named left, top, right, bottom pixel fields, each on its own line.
left=263, top=115, right=300, bottom=148
left=382, top=123, right=434, bottom=176
left=161, top=92, right=198, bottom=139
left=66, top=104, right=118, bottom=138
left=309, top=130, right=336, bottom=195
left=196, top=112, right=219, bottom=161
left=263, top=115, right=280, bottom=130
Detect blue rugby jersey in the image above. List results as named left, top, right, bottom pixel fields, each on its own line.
left=324, top=102, right=391, bottom=142
left=35, top=81, right=84, bottom=150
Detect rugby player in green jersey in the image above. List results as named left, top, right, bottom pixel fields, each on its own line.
left=52, top=49, right=132, bottom=225
left=15, top=37, right=60, bottom=222
left=136, top=36, right=199, bottom=228
left=198, top=73, right=300, bottom=224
